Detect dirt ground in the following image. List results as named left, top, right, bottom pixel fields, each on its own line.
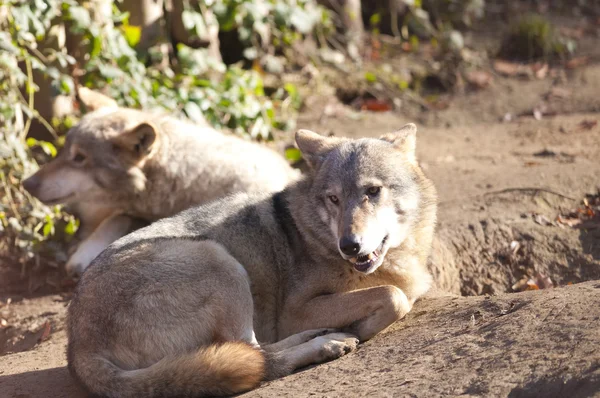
left=2, top=53, right=600, bottom=398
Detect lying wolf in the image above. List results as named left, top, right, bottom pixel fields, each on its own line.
left=22, top=88, right=298, bottom=276
left=67, top=124, right=437, bottom=397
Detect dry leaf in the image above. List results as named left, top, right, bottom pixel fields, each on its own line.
left=361, top=99, right=392, bottom=112
left=466, top=70, right=493, bottom=89
left=533, top=213, right=554, bottom=226
left=494, top=60, right=526, bottom=76
left=38, top=321, right=52, bottom=343
left=566, top=56, right=590, bottom=69
left=577, top=119, right=597, bottom=131
left=532, top=63, right=549, bottom=79
left=556, top=215, right=582, bottom=227
left=524, top=161, right=542, bottom=167
left=531, top=272, right=554, bottom=289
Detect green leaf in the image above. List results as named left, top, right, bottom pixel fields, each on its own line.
left=39, top=141, right=58, bottom=157
left=285, top=147, right=303, bottom=162
left=65, top=218, right=79, bottom=235
left=184, top=101, right=205, bottom=123
left=365, top=72, right=377, bottom=83
left=91, top=35, right=102, bottom=57
left=122, top=25, right=142, bottom=47
left=370, top=13, right=381, bottom=26
left=42, top=220, right=55, bottom=237
left=26, top=137, right=38, bottom=148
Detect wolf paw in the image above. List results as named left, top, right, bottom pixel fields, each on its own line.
left=65, top=250, right=95, bottom=277
left=313, top=333, right=359, bottom=361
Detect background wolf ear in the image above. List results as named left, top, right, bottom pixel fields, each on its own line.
left=77, top=87, right=118, bottom=112
left=113, top=123, right=157, bottom=159
left=295, top=130, right=340, bottom=169
left=379, top=123, right=417, bottom=161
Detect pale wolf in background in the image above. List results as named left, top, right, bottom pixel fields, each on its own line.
left=22, top=88, right=299, bottom=276
left=67, top=123, right=437, bottom=397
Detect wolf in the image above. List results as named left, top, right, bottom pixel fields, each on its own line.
left=22, top=88, right=299, bottom=276
left=67, top=123, right=437, bottom=397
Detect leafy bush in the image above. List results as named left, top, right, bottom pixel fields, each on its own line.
left=498, top=14, right=575, bottom=61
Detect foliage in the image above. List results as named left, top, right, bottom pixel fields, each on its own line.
left=499, top=14, right=575, bottom=61
left=211, top=0, right=331, bottom=58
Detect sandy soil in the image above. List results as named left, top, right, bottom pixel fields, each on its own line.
left=2, top=63, right=600, bottom=398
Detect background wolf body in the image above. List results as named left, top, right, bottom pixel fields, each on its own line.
left=67, top=125, right=437, bottom=397
left=22, top=90, right=299, bottom=275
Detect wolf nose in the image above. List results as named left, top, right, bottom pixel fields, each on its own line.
left=22, top=175, right=40, bottom=194
left=339, top=236, right=361, bottom=256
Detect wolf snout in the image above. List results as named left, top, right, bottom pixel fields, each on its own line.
left=22, top=175, right=40, bottom=195
left=339, top=236, right=361, bottom=256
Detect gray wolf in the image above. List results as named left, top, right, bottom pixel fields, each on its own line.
left=22, top=88, right=299, bottom=276
left=67, top=123, right=437, bottom=397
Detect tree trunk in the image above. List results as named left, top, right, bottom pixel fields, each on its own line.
left=318, top=0, right=365, bottom=59
left=121, top=0, right=165, bottom=51
left=168, top=0, right=222, bottom=63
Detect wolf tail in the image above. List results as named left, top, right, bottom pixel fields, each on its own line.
left=69, top=342, right=266, bottom=398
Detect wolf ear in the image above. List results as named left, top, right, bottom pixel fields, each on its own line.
left=77, top=87, right=118, bottom=112
left=379, top=123, right=417, bottom=161
left=295, top=129, right=340, bottom=168
left=113, top=123, right=157, bottom=159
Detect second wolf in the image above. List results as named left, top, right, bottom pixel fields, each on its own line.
left=22, top=88, right=298, bottom=275
left=67, top=123, right=437, bottom=397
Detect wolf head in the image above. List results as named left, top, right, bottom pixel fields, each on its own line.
left=295, top=124, right=436, bottom=274
left=22, top=90, right=159, bottom=207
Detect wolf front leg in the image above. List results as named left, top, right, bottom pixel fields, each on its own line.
left=282, top=285, right=412, bottom=342
left=65, top=214, right=137, bottom=277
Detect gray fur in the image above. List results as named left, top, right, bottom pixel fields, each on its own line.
left=23, top=104, right=298, bottom=275
left=67, top=125, right=437, bottom=397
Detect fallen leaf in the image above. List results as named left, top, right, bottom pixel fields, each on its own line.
left=566, top=56, right=589, bottom=69
left=556, top=215, right=582, bottom=227
left=494, top=60, right=522, bottom=76
left=524, top=161, right=542, bottom=167
left=532, top=63, right=549, bottom=79
left=466, top=70, right=493, bottom=88
left=360, top=99, right=392, bottom=112
left=533, top=213, right=554, bottom=226
left=494, top=60, right=535, bottom=77
left=531, top=272, right=554, bottom=289
left=38, top=321, right=52, bottom=343
left=577, top=119, right=597, bottom=131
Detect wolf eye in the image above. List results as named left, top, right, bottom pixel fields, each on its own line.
left=367, top=186, right=381, bottom=196
left=328, top=195, right=339, bottom=205
left=72, top=152, right=87, bottom=164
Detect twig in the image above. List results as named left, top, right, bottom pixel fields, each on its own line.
left=483, top=187, right=577, bottom=201
left=20, top=57, right=34, bottom=141
left=0, top=171, right=22, bottom=222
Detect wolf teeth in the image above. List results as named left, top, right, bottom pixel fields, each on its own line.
left=367, top=252, right=375, bottom=260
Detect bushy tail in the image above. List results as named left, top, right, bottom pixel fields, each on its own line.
left=69, top=342, right=266, bottom=398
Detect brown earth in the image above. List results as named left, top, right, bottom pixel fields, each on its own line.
left=2, top=63, right=600, bottom=398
